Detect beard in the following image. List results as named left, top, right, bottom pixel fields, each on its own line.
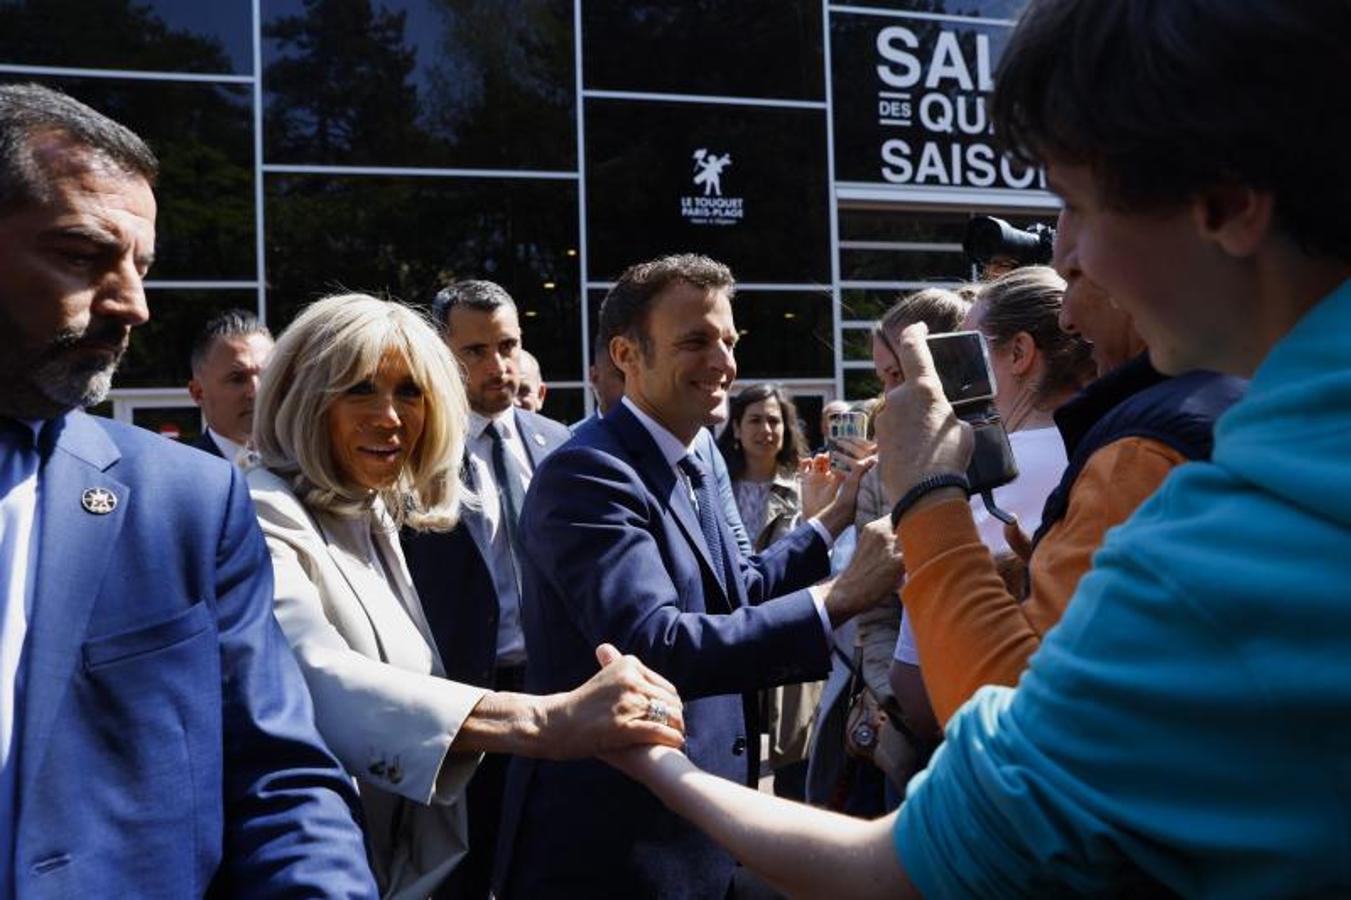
left=1, top=324, right=129, bottom=418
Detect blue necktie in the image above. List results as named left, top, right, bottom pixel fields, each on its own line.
left=485, top=421, right=524, bottom=552
left=678, top=454, right=727, bottom=594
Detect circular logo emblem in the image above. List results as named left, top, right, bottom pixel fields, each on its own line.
left=81, top=487, right=118, bottom=515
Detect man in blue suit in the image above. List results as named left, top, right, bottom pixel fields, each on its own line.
left=402, top=280, right=571, bottom=900
left=0, top=83, right=375, bottom=897
left=497, top=254, right=902, bottom=898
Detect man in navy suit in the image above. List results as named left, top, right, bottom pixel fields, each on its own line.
left=0, top=83, right=374, bottom=896
left=186, top=308, right=273, bottom=463
left=402, top=280, right=571, bottom=900
left=496, top=254, right=902, bottom=898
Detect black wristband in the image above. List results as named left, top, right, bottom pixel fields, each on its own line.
left=890, top=473, right=970, bottom=528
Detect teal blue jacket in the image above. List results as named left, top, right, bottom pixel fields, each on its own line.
left=896, top=278, right=1351, bottom=898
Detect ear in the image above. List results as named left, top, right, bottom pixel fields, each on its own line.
left=610, top=334, right=640, bottom=380
left=1007, top=331, right=1037, bottom=376
left=538, top=383, right=548, bottom=403
left=1192, top=184, right=1274, bottom=258
left=188, top=378, right=204, bottom=405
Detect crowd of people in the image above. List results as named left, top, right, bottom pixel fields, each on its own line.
left=2, top=0, right=1349, bottom=897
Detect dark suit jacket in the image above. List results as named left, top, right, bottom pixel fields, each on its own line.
left=496, top=403, right=832, bottom=899
left=188, top=429, right=224, bottom=459
left=14, top=411, right=375, bottom=897
left=402, top=407, right=571, bottom=687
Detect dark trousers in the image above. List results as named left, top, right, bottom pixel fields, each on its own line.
left=434, top=664, right=525, bottom=900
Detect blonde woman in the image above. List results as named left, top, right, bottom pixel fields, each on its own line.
left=248, top=294, right=684, bottom=898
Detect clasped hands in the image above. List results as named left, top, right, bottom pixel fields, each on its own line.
left=541, top=643, right=686, bottom=759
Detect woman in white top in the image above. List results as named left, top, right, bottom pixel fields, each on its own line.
left=248, top=293, right=684, bottom=898
left=888, top=266, right=1094, bottom=744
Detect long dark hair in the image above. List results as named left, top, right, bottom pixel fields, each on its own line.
left=717, top=383, right=807, bottom=482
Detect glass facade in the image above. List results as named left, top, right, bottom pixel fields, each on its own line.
left=1, top=0, right=1054, bottom=438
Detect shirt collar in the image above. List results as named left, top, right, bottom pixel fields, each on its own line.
left=621, top=396, right=697, bottom=467
left=206, top=427, right=245, bottom=464
left=468, top=407, right=517, bottom=442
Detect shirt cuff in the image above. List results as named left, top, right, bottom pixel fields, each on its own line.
left=812, top=592, right=833, bottom=647
left=808, top=518, right=835, bottom=549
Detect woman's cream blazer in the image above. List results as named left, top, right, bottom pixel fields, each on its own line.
left=248, top=466, right=486, bottom=900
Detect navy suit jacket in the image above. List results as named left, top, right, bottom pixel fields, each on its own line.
left=496, top=403, right=832, bottom=899
left=187, top=429, right=225, bottom=459
left=402, top=407, right=571, bottom=687
left=13, top=411, right=375, bottom=898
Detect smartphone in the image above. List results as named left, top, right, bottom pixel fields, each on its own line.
left=827, top=410, right=868, bottom=473
left=924, top=331, right=1019, bottom=495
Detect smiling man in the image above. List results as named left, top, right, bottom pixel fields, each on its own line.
left=495, top=254, right=904, bottom=899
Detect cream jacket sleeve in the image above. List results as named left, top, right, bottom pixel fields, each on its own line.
left=248, top=468, right=485, bottom=806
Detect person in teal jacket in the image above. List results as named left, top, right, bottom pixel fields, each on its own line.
left=599, top=1, right=1351, bottom=897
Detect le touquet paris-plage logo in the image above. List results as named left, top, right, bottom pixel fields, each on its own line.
left=680, top=148, right=744, bottom=227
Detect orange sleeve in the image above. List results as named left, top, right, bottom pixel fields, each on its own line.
left=899, top=437, right=1187, bottom=725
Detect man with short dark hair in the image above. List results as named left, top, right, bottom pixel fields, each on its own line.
left=495, top=253, right=903, bottom=898
left=0, top=82, right=375, bottom=896
left=187, top=308, right=273, bottom=461
left=402, top=278, right=571, bottom=900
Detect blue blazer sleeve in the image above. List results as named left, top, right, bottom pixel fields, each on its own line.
left=209, top=467, right=377, bottom=897
left=520, top=447, right=830, bottom=700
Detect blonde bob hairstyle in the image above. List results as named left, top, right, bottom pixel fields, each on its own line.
left=252, top=292, right=467, bottom=532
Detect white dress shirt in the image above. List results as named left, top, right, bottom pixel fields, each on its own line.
left=464, top=409, right=533, bottom=667
left=206, top=428, right=246, bottom=467
left=620, top=398, right=834, bottom=640
left=0, top=419, right=41, bottom=899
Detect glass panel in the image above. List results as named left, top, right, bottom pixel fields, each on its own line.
left=0, top=0, right=252, bottom=74
left=838, top=208, right=970, bottom=242
left=585, top=99, right=830, bottom=284
left=262, top=0, right=576, bottom=170
left=731, top=291, right=834, bottom=379
left=0, top=75, right=256, bottom=280
left=517, top=289, right=584, bottom=383
left=844, top=370, right=882, bottom=402
left=535, top=386, right=584, bottom=429
left=841, top=288, right=900, bottom=322
left=120, top=290, right=260, bottom=388
left=264, top=174, right=579, bottom=347
left=132, top=406, right=206, bottom=443
left=840, top=247, right=968, bottom=282
left=842, top=327, right=874, bottom=362
left=583, top=0, right=823, bottom=101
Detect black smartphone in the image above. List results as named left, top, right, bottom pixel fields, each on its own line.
left=925, top=331, right=1019, bottom=497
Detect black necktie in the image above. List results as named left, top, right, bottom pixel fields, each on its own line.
left=486, top=421, right=524, bottom=551
left=678, top=454, right=727, bottom=593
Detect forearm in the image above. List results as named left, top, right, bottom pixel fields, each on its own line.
left=633, top=747, right=916, bottom=900
left=452, top=690, right=553, bottom=756
left=899, top=497, right=1041, bottom=725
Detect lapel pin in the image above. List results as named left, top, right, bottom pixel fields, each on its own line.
left=532, top=433, right=546, bottom=446
left=81, top=487, right=118, bottom=515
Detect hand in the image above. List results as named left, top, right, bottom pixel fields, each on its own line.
left=873, top=323, right=974, bottom=505
left=821, top=515, right=904, bottom=627
left=538, top=644, right=686, bottom=759
left=801, top=452, right=875, bottom=535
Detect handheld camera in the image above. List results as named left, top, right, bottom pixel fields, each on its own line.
left=926, top=331, right=1020, bottom=518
